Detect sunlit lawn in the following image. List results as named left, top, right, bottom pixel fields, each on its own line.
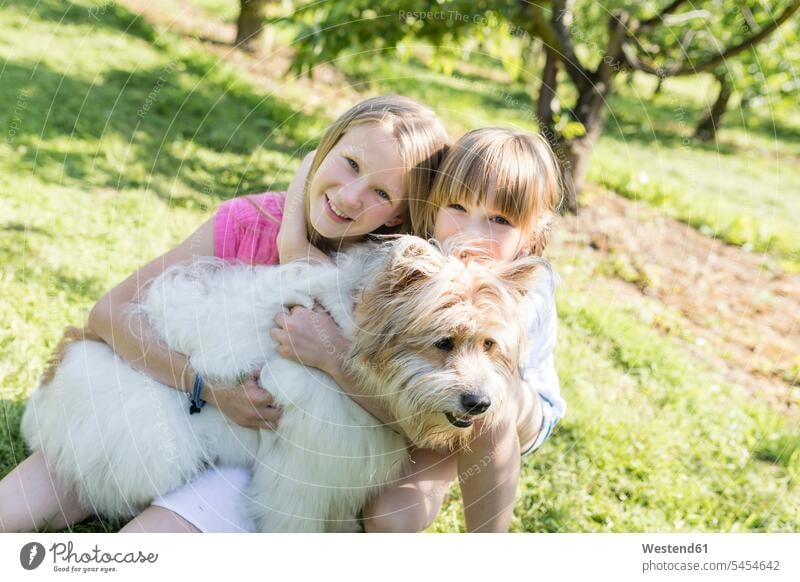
left=1, top=0, right=798, bottom=532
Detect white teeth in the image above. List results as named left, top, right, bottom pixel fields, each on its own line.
left=327, top=196, right=350, bottom=220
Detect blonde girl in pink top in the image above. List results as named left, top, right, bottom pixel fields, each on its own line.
left=0, top=95, right=448, bottom=533
left=155, top=129, right=565, bottom=533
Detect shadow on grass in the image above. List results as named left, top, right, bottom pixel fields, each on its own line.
left=10, top=0, right=159, bottom=46
left=1, top=56, right=313, bottom=204
left=339, top=54, right=532, bottom=120
left=605, top=90, right=800, bottom=155
left=48, top=268, right=108, bottom=304
left=743, top=116, right=800, bottom=146
left=1, top=2, right=323, bottom=206
left=1, top=223, right=52, bottom=237
left=753, top=432, right=800, bottom=467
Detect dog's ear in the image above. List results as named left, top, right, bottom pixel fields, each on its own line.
left=494, top=255, right=550, bottom=300
left=389, top=236, right=444, bottom=293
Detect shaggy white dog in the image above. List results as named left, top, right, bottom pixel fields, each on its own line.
left=22, top=236, right=544, bottom=532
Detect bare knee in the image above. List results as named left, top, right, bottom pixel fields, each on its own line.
left=0, top=497, right=16, bottom=533
left=363, top=500, right=427, bottom=533
left=362, top=485, right=443, bottom=533
left=0, top=451, right=92, bottom=533
left=119, top=506, right=200, bottom=533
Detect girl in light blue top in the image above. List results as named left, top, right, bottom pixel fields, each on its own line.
left=277, top=127, right=567, bottom=532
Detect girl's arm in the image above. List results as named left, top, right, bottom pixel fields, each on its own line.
left=515, top=376, right=544, bottom=452
left=87, top=217, right=280, bottom=430
left=277, top=150, right=331, bottom=266
left=448, top=366, right=537, bottom=532
left=518, top=293, right=565, bottom=452
left=458, top=412, right=522, bottom=532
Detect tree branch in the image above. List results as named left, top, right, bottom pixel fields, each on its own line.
left=624, top=0, right=800, bottom=77
left=639, top=0, right=692, bottom=30
left=525, top=1, right=591, bottom=90
left=595, top=10, right=629, bottom=87
left=661, top=9, right=711, bottom=26
left=537, top=45, right=559, bottom=130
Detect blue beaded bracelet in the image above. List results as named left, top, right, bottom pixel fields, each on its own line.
left=189, top=372, right=206, bottom=414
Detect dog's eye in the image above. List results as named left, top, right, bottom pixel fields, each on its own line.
left=434, top=338, right=455, bottom=351
left=483, top=339, right=495, bottom=352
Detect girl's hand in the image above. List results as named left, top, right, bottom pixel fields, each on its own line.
left=201, top=369, right=283, bottom=431
left=270, top=303, right=350, bottom=377
left=286, top=151, right=314, bottom=209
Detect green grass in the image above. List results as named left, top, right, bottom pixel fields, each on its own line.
left=2, top=0, right=799, bottom=532
left=591, top=75, right=800, bottom=272
left=187, top=0, right=240, bottom=22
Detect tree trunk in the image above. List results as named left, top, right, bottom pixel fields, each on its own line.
left=652, top=75, right=664, bottom=96
left=694, top=72, right=733, bottom=141
left=538, top=100, right=607, bottom=215
left=537, top=47, right=579, bottom=212
left=531, top=9, right=626, bottom=214
left=235, top=0, right=269, bottom=52
left=537, top=55, right=609, bottom=215
left=558, top=87, right=606, bottom=214
left=537, top=46, right=559, bottom=129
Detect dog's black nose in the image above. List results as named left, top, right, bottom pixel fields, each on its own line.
left=461, top=393, right=491, bottom=415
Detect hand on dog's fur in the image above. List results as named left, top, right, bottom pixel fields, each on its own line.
left=203, top=369, right=282, bottom=430
left=271, top=303, right=350, bottom=377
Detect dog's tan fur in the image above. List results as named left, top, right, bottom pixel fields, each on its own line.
left=39, top=326, right=104, bottom=386
left=347, top=237, right=544, bottom=453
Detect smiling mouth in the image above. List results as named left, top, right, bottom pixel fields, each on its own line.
left=445, top=412, right=474, bottom=428
left=325, top=195, right=353, bottom=222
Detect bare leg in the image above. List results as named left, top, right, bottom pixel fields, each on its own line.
left=362, top=447, right=458, bottom=533
left=119, top=506, right=200, bottom=533
left=0, top=450, right=93, bottom=532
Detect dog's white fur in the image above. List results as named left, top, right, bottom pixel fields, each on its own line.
left=21, top=236, right=544, bottom=532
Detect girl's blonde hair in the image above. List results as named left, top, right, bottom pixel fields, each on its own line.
left=304, top=95, right=449, bottom=253
left=411, top=127, right=562, bottom=257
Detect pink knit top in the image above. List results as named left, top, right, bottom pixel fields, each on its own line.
left=214, top=192, right=286, bottom=265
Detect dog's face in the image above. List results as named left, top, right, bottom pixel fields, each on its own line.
left=348, top=236, right=544, bottom=452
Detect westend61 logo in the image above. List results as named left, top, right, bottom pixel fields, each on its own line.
left=20, top=541, right=158, bottom=574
